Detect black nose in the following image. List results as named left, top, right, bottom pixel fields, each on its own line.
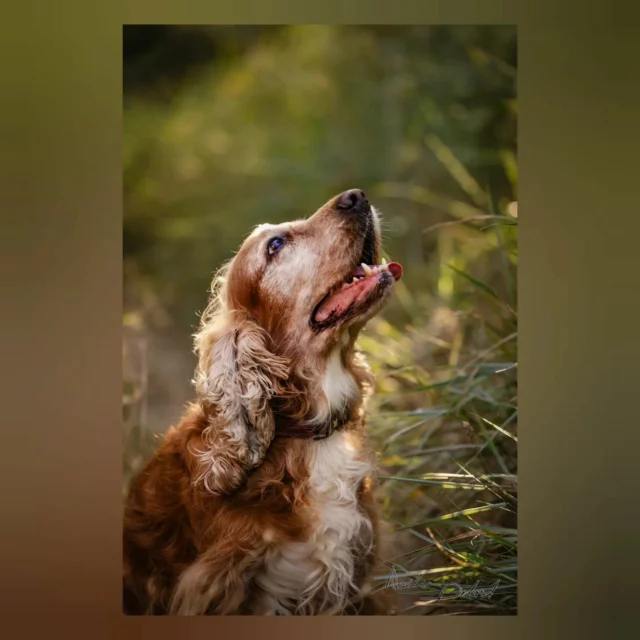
left=336, top=189, right=369, bottom=213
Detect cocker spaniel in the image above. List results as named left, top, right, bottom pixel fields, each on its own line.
left=123, top=189, right=403, bottom=615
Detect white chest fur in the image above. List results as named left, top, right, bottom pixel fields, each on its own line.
left=320, top=347, right=359, bottom=415
left=253, top=347, right=373, bottom=615
left=255, top=432, right=373, bottom=615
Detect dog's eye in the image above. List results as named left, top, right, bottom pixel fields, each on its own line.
left=267, top=236, right=286, bottom=257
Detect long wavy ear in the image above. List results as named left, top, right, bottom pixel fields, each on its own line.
left=192, top=271, right=290, bottom=494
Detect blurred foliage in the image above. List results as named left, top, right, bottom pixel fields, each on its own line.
left=124, top=25, right=516, bottom=329
left=123, top=25, right=518, bottom=614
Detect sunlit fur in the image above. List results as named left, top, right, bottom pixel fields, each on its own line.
left=123, top=192, right=396, bottom=615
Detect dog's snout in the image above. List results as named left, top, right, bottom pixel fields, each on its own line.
left=336, top=189, right=369, bottom=213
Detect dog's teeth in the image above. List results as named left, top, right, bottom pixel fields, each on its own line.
left=352, top=277, right=359, bottom=283
left=361, top=263, right=372, bottom=277
left=381, top=258, right=388, bottom=269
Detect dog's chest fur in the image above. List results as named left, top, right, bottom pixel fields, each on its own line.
left=253, top=351, right=372, bottom=615
left=254, top=431, right=373, bottom=615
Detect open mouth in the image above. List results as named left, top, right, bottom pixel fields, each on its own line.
left=311, top=257, right=403, bottom=330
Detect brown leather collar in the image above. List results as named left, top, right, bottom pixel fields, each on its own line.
left=274, top=406, right=352, bottom=440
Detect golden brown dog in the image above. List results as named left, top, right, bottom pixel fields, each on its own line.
left=123, top=189, right=403, bottom=615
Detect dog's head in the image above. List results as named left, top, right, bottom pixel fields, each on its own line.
left=193, top=190, right=402, bottom=493
left=226, top=188, right=402, bottom=349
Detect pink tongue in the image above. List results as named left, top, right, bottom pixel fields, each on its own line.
left=388, top=262, right=403, bottom=280
left=314, top=262, right=404, bottom=324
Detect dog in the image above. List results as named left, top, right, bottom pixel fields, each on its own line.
left=123, top=189, right=403, bottom=615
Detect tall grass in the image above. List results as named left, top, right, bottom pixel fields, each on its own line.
left=359, top=197, right=517, bottom=614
